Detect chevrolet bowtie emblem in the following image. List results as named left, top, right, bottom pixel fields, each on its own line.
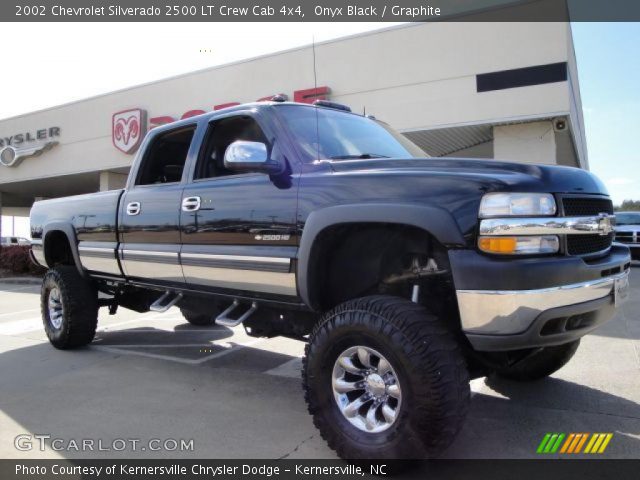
left=597, top=213, right=614, bottom=236
left=0, top=141, right=58, bottom=167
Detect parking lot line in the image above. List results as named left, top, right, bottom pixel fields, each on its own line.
left=93, top=337, right=265, bottom=365
left=0, top=285, right=40, bottom=294
left=0, top=308, right=40, bottom=318
left=0, top=318, right=43, bottom=336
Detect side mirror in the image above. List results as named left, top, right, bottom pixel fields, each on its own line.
left=224, top=140, right=282, bottom=174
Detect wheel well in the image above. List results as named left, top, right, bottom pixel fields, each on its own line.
left=44, top=230, right=75, bottom=267
left=305, top=223, right=455, bottom=312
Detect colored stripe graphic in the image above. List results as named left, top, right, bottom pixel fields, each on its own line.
left=584, top=434, right=599, bottom=453
left=560, top=433, right=575, bottom=453
left=537, top=433, right=552, bottom=453
left=574, top=433, right=589, bottom=453
left=598, top=433, right=613, bottom=453
left=550, top=434, right=565, bottom=453
left=544, top=434, right=559, bottom=453
left=537, top=433, right=565, bottom=453
left=567, top=433, right=583, bottom=453
left=585, top=433, right=614, bottom=454
left=538, top=433, right=613, bottom=454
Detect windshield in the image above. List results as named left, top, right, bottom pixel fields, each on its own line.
left=275, top=104, right=426, bottom=162
left=616, top=212, right=640, bottom=225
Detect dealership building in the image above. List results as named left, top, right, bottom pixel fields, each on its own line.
left=0, top=21, right=587, bottom=238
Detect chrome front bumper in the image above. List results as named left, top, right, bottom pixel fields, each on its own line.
left=457, top=270, right=629, bottom=337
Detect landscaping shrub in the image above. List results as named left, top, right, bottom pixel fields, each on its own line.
left=0, top=245, right=46, bottom=276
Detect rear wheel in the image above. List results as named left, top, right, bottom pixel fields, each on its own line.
left=303, top=295, right=469, bottom=459
left=180, top=308, right=216, bottom=326
left=494, top=340, right=580, bottom=381
left=41, top=266, right=98, bottom=349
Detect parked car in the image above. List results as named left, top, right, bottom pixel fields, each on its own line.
left=29, top=100, right=631, bottom=459
left=615, top=211, right=640, bottom=260
left=1, top=236, right=30, bottom=246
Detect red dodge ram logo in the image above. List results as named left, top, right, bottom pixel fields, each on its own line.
left=112, top=109, right=147, bottom=154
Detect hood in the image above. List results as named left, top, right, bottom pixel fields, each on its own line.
left=615, top=224, right=640, bottom=232
left=325, top=157, right=609, bottom=196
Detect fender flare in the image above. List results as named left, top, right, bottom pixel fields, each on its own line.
left=42, top=222, right=85, bottom=277
left=296, top=203, right=466, bottom=309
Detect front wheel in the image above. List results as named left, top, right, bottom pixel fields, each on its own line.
left=41, top=266, right=98, bottom=349
left=303, top=295, right=470, bottom=459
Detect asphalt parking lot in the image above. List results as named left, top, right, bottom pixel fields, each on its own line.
left=0, top=267, right=638, bottom=460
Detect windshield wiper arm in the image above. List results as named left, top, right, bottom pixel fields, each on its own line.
left=330, top=153, right=390, bottom=160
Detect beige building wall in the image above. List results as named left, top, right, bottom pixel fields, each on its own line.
left=0, top=22, right=583, bottom=188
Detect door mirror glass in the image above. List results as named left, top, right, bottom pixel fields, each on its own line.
left=224, top=141, right=281, bottom=174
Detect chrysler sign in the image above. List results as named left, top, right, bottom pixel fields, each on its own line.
left=0, top=126, right=61, bottom=167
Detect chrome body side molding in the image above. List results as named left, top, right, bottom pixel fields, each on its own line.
left=78, top=242, right=120, bottom=275
left=180, top=250, right=296, bottom=296
left=119, top=244, right=184, bottom=283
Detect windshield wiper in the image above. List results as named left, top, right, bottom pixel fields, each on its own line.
left=330, top=153, right=390, bottom=160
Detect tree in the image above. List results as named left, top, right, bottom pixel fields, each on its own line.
left=615, top=199, right=640, bottom=212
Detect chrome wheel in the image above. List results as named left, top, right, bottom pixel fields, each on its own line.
left=332, top=345, right=402, bottom=433
left=48, top=287, right=63, bottom=329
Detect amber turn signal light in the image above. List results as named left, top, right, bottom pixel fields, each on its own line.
left=478, top=237, right=518, bottom=254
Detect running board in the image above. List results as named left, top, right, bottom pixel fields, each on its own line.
left=149, top=291, right=183, bottom=312
left=215, top=299, right=258, bottom=327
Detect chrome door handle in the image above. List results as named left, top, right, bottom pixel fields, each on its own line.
left=182, top=196, right=201, bottom=212
left=126, top=202, right=141, bottom=216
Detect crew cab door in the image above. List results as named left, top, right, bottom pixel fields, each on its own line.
left=179, top=111, right=299, bottom=298
left=118, top=123, right=198, bottom=285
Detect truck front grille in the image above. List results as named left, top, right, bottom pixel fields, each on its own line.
left=615, top=232, right=637, bottom=244
left=567, top=233, right=614, bottom=256
left=561, top=196, right=614, bottom=256
left=562, top=197, right=614, bottom=216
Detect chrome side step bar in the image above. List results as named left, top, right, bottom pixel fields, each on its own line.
left=215, top=299, right=258, bottom=327
left=149, top=291, right=183, bottom=312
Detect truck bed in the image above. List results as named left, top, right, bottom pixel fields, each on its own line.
left=30, top=189, right=124, bottom=275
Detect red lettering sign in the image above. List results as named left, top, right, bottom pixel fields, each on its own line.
left=293, top=86, right=330, bottom=104
left=140, top=85, right=330, bottom=132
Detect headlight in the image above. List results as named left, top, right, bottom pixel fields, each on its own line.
left=478, top=236, right=559, bottom=255
left=479, top=193, right=556, bottom=218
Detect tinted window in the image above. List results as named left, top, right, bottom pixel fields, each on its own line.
left=136, top=126, right=195, bottom=186
left=276, top=105, right=425, bottom=162
left=196, top=115, right=268, bottom=179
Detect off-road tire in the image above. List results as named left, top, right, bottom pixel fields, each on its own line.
left=495, top=340, right=580, bottom=381
left=303, top=295, right=470, bottom=459
left=180, top=308, right=216, bottom=326
left=41, top=266, right=99, bottom=349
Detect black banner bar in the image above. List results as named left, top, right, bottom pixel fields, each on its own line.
left=2, top=459, right=640, bottom=480
left=4, top=0, right=640, bottom=22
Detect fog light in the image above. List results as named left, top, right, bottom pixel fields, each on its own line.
left=479, top=236, right=559, bottom=255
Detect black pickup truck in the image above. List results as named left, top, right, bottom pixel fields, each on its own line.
left=30, top=100, right=631, bottom=459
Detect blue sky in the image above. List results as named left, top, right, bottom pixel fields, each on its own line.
left=571, top=23, right=640, bottom=205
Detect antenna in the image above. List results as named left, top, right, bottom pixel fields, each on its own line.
left=312, top=35, right=318, bottom=92
left=312, top=36, right=320, bottom=161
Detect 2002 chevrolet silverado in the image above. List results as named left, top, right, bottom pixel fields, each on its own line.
left=30, top=100, right=631, bottom=459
